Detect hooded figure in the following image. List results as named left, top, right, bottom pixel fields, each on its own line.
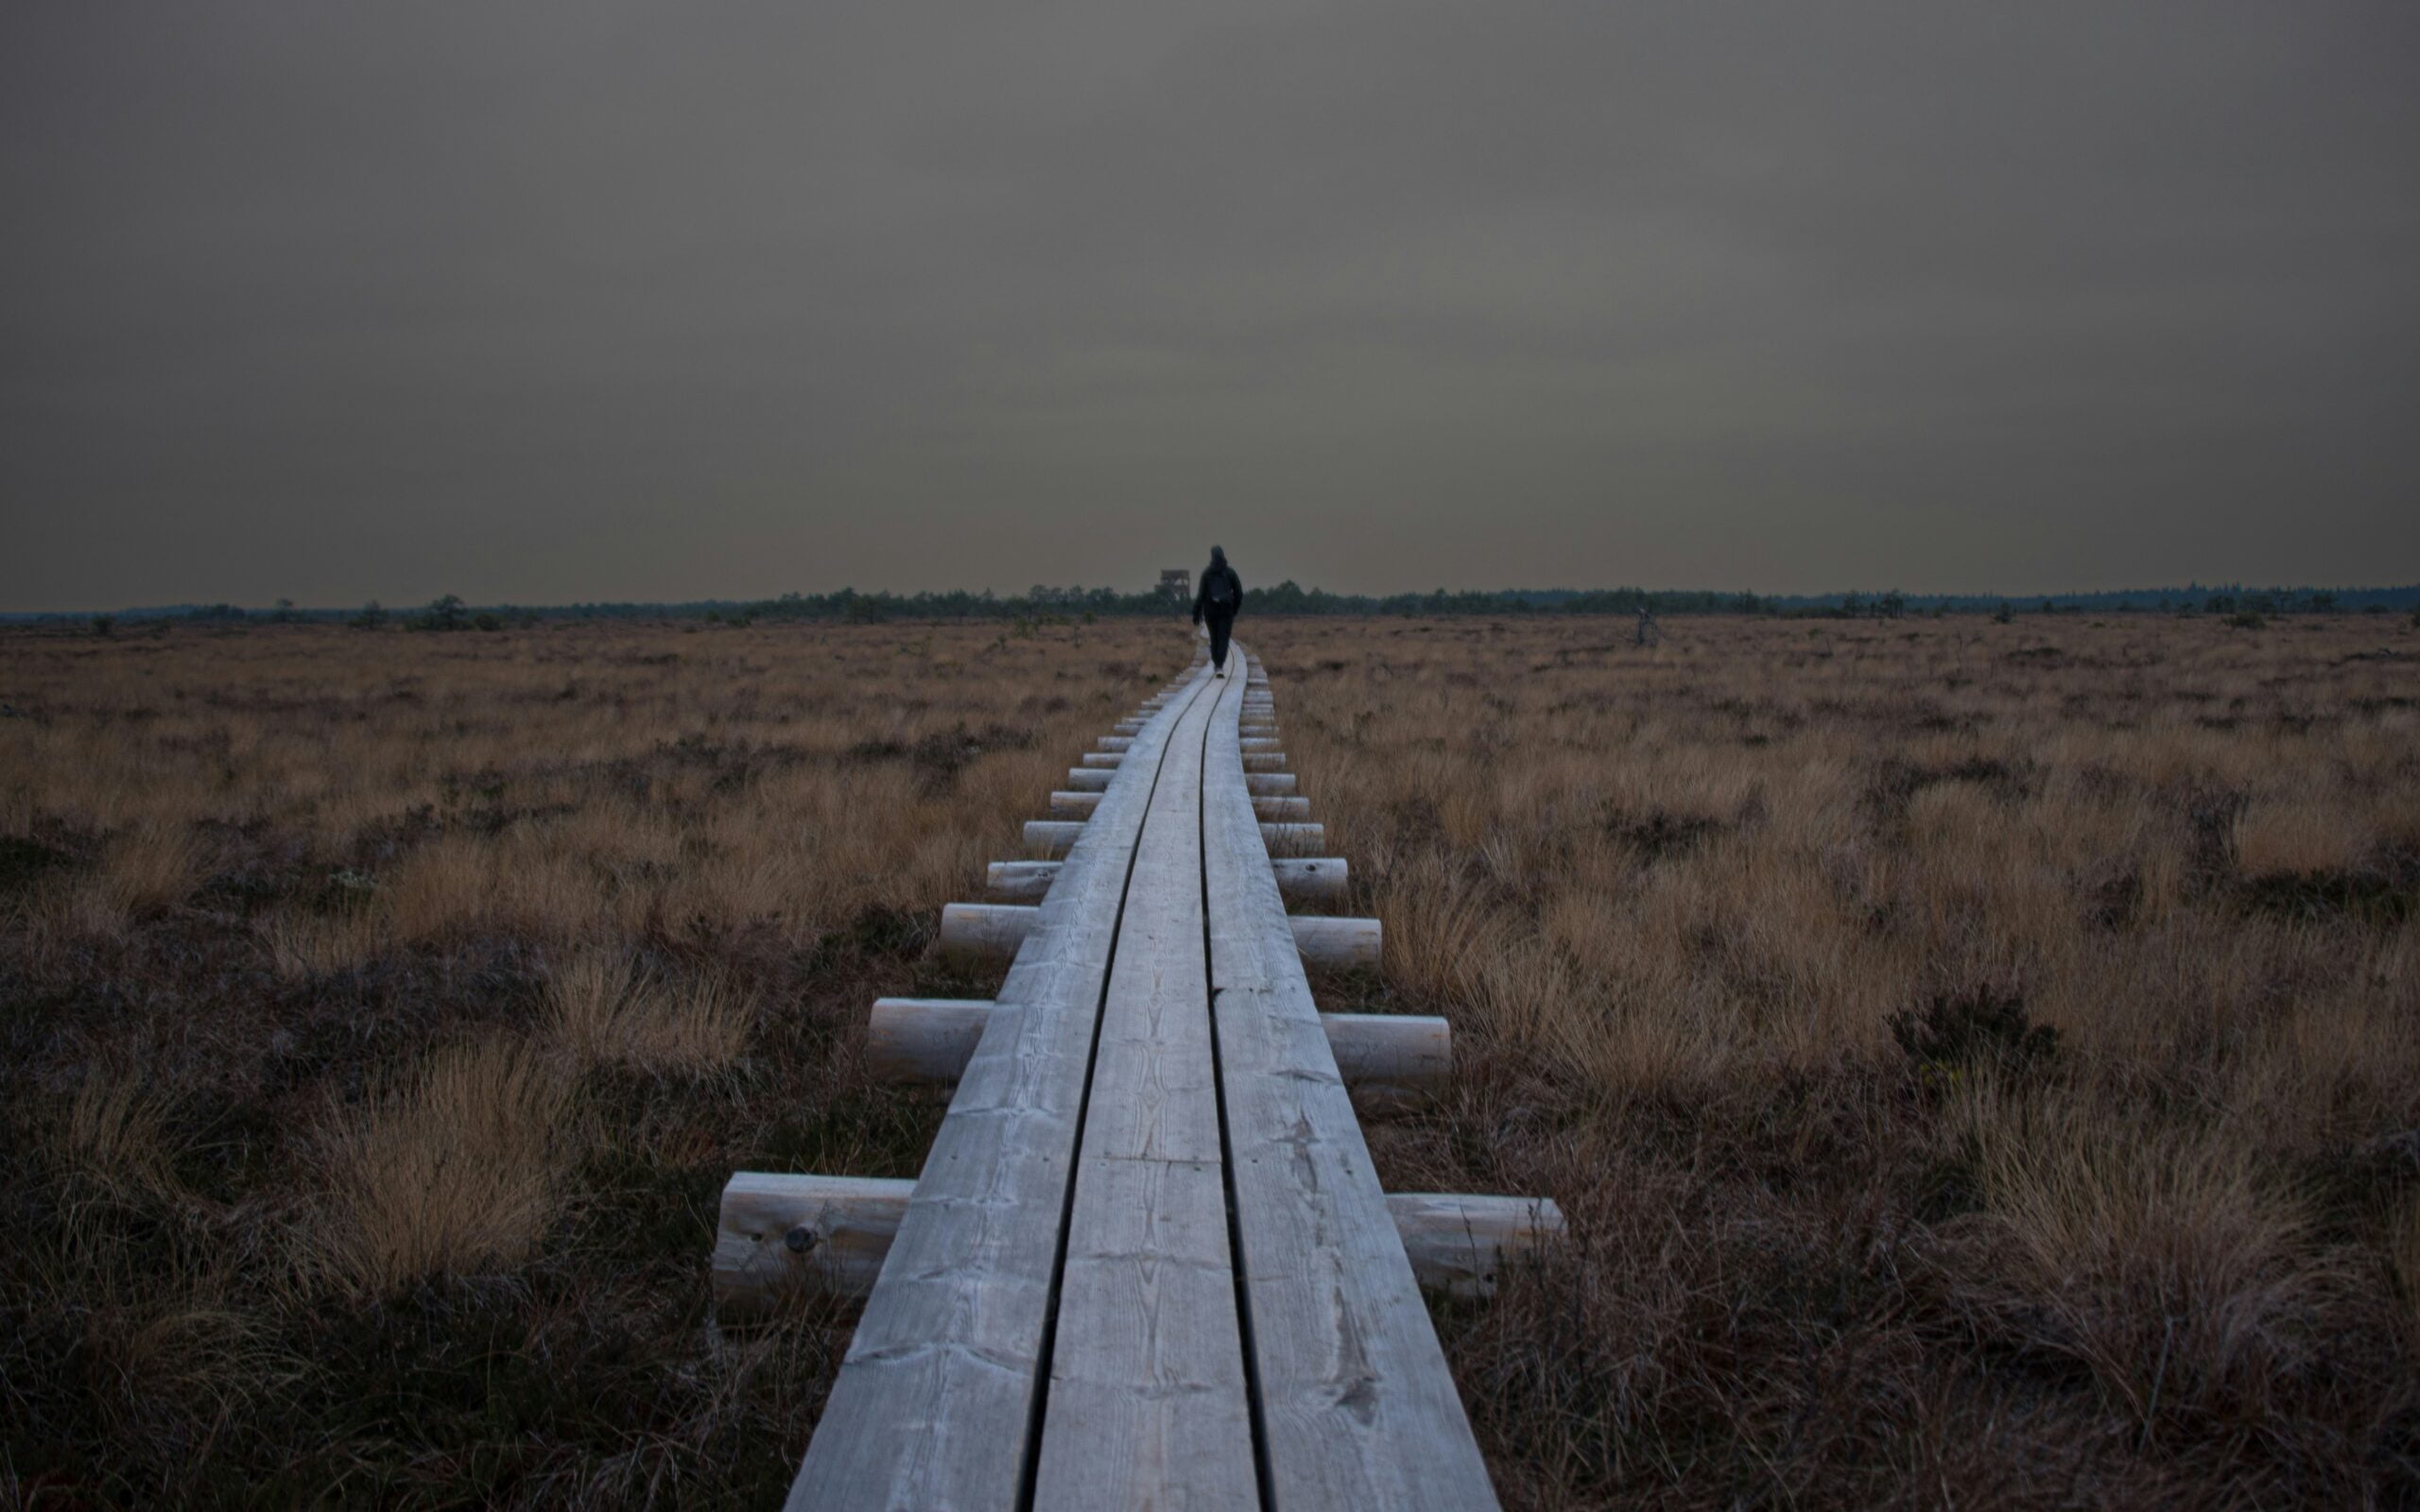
left=1191, top=545, right=1244, bottom=675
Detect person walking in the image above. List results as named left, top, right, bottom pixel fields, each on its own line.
left=1191, top=545, right=1244, bottom=677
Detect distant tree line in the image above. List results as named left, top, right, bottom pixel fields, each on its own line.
left=17, top=579, right=2420, bottom=630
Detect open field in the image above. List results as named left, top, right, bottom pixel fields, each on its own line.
left=4, top=612, right=2417, bottom=1507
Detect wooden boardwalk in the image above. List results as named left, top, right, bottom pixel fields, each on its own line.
left=716, top=646, right=1559, bottom=1510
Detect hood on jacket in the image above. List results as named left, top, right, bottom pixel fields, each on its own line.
left=1209, top=546, right=1227, bottom=568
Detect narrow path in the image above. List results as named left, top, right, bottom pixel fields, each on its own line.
left=733, top=647, right=1532, bottom=1510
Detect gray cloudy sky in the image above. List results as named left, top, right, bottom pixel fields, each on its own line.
left=5, top=2, right=2417, bottom=609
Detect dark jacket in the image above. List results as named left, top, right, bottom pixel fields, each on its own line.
left=1192, top=550, right=1243, bottom=625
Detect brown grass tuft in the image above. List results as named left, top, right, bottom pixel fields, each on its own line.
left=312, top=1035, right=579, bottom=1296
left=546, top=947, right=752, bottom=1074
left=52, top=1072, right=185, bottom=1206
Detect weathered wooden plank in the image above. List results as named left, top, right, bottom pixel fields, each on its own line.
left=786, top=663, right=1215, bottom=1512
left=1201, top=644, right=1502, bottom=1510
left=1033, top=666, right=1255, bottom=1510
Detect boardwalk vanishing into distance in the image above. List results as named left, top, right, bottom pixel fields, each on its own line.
left=715, top=645, right=1562, bottom=1510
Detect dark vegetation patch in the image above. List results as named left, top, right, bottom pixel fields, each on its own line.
left=2180, top=786, right=2249, bottom=877
left=2300, top=1129, right=2420, bottom=1247
left=1863, top=756, right=2034, bottom=816
left=1602, top=806, right=1725, bottom=862
left=2085, top=869, right=2142, bottom=930
left=844, top=720, right=1036, bottom=793
left=1889, top=983, right=2060, bottom=1084
left=0, top=834, right=78, bottom=890
left=2003, top=644, right=2118, bottom=671
left=2239, top=866, right=2419, bottom=926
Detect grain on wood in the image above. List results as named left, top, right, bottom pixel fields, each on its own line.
left=1201, top=647, right=1502, bottom=1510
left=785, top=666, right=1216, bottom=1511
left=1033, top=664, right=1256, bottom=1510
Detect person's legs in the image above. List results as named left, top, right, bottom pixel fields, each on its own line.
left=1208, top=611, right=1233, bottom=672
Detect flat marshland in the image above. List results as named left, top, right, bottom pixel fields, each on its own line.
left=3, top=612, right=2416, bottom=1507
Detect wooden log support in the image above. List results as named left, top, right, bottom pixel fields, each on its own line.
left=1261, top=820, right=1324, bottom=852
left=1271, top=854, right=1348, bottom=904
left=866, top=997, right=1444, bottom=1098
left=990, top=855, right=1346, bottom=909
left=1023, top=819, right=1084, bottom=857
left=717, top=1177, right=1557, bottom=1314
left=1242, top=752, right=1288, bottom=772
left=1064, top=767, right=1113, bottom=791
left=1113, top=718, right=1146, bottom=734
left=1239, top=736, right=1282, bottom=753
left=1291, top=913, right=1382, bottom=970
left=1253, top=794, right=1312, bottom=820
left=1385, top=1194, right=1567, bottom=1299
left=1079, top=751, right=1122, bottom=768
left=1246, top=771, right=1297, bottom=794
left=1048, top=789, right=1102, bottom=818
left=1097, top=734, right=1133, bottom=752
left=984, top=860, right=1059, bottom=902
left=1323, top=1011, right=1450, bottom=1109
left=938, top=902, right=1039, bottom=967
left=715, top=1173, right=913, bottom=1310
left=864, top=997, right=994, bottom=1082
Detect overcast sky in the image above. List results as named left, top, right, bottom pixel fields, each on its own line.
left=5, top=2, right=2416, bottom=609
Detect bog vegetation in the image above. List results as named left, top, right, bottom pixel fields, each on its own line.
left=2, top=613, right=2415, bottom=1507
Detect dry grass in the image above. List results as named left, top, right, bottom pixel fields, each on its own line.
left=1248, top=612, right=2420, bottom=1508
left=0, top=616, right=1170, bottom=1504
left=312, top=1034, right=579, bottom=1297
left=2, top=610, right=2415, bottom=1506
left=51, top=1074, right=185, bottom=1208
left=546, top=948, right=752, bottom=1074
